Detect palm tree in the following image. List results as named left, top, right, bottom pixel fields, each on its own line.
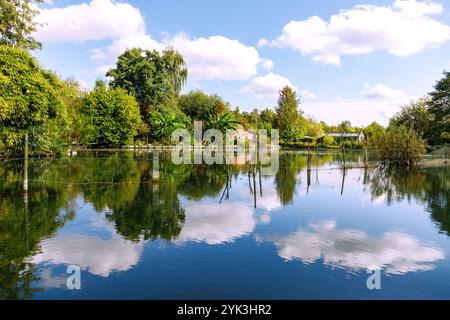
left=206, top=112, right=240, bottom=132
left=150, top=111, right=184, bottom=143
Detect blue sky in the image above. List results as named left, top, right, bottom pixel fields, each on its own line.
left=34, top=0, right=450, bottom=126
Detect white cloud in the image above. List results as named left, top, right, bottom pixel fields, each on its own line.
left=300, top=89, right=318, bottom=100
left=270, top=220, right=445, bottom=275
left=262, top=0, right=450, bottom=64
left=36, top=0, right=146, bottom=43
left=260, top=58, right=274, bottom=71
left=362, top=83, right=405, bottom=99
left=31, top=235, right=144, bottom=277
left=91, top=34, right=162, bottom=63
left=167, top=34, right=261, bottom=81
left=302, top=95, right=418, bottom=126
left=36, top=1, right=267, bottom=81
left=175, top=203, right=255, bottom=245
left=240, top=73, right=298, bottom=98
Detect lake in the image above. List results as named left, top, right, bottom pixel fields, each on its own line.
left=0, top=150, right=449, bottom=299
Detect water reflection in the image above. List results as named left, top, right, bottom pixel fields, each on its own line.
left=267, top=220, right=445, bottom=275
left=0, top=151, right=449, bottom=299
left=176, top=203, right=255, bottom=245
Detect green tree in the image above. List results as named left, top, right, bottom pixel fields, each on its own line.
left=148, top=110, right=186, bottom=143
left=107, top=48, right=187, bottom=118
left=363, top=121, right=385, bottom=143
left=259, top=108, right=278, bottom=131
left=206, top=112, right=240, bottom=132
left=370, top=125, right=426, bottom=166
left=163, top=47, right=188, bottom=95
left=178, top=90, right=229, bottom=122
left=0, top=46, right=66, bottom=155
left=429, top=71, right=450, bottom=144
left=80, top=80, right=141, bottom=147
left=275, top=86, right=304, bottom=141
left=390, top=97, right=433, bottom=139
left=0, top=0, right=43, bottom=50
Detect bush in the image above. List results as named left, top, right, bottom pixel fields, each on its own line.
left=80, top=80, right=142, bottom=147
left=321, top=136, right=335, bottom=148
left=370, top=125, right=426, bottom=166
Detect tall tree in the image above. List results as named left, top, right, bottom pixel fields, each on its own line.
left=429, top=71, right=450, bottom=144
left=275, top=86, right=304, bottom=141
left=107, top=48, right=187, bottom=118
left=163, top=47, right=188, bottom=96
left=0, top=0, right=43, bottom=50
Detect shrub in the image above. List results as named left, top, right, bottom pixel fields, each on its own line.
left=80, top=80, right=142, bottom=147
left=370, top=125, right=426, bottom=166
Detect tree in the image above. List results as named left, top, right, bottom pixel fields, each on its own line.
left=58, top=78, right=86, bottom=144
left=178, top=90, right=229, bottom=122
left=390, top=97, right=433, bottom=139
left=275, top=86, right=304, bottom=141
left=206, top=112, right=239, bottom=132
left=163, top=47, right=188, bottom=95
left=80, top=80, right=141, bottom=147
left=259, top=108, right=278, bottom=131
left=0, top=46, right=66, bottom=155
left=370, top=125, right=425, bottom=166
left=363, top=122, right=385, bottom=143
left=148, top=110, right=186, bottom=143
left=107, top=48, right=187, bottom=118
left=0, top=0, right=43, bottom=50
left=304, top=119, right=324, bottom=137
left=429, top=71, right=450, bottom=144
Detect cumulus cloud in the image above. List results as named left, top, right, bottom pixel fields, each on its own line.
left=36, top=1, right=268, bottom=81
left=240, top=73, right=298, bottom=98
left=91, top=35, right=162, bottom=63
left=362, top=83, right=405, bottom=99
left=300, top=89, right=318, bottom=100
left=175, top=203, right=255, bottom=245
left=31, top=235, right=144, bottom=277
left=36, top=0, right=146, bottom=43
left=167, top=34, right=261, bottom=81
left=261, top=0, right=450, bottom=64
left=269, top=220, right=445, bottom=274
left=301, top=95, right=418, bottom=126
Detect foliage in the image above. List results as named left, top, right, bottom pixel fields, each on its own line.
left=107, top=48, right=187, bottom=118
left=148, top=110, right=186, bottom=143
left=429, top=71, right=450, bottom=144
left=178, top=90, right=229, bottom=122
left=0, top=0, right=42, bottom=50
left=206, top=111, right=240, bottom=132
left=275, top=86, right=305, bottom=141
left=304, top=119, right=324, bottom=137
left=370, top=125, right=426, bottom=166
left=363, top=121, right=385, bottom=143
left=0, top=46, right=67, bottom=155
left=259, top=108, right=278, bottom=131
left=321, top=135, right=336, bottom=148
left=80, top=80, right=141, bottom=147
left=390, top=97, right=433, bottom=138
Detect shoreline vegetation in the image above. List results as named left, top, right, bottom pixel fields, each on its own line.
left=1, top=1, right=449, bottom=167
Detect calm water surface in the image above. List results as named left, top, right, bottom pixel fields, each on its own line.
left=0, top=151, right=449, bottom=299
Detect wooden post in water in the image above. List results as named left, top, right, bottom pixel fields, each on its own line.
left=342, top=145, right=347, bottom=170
left=307, top=148, right=312, bottom=194
left=23, top=132, right=29, bottom=194
left=364, top=148, right=369, bottom=168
